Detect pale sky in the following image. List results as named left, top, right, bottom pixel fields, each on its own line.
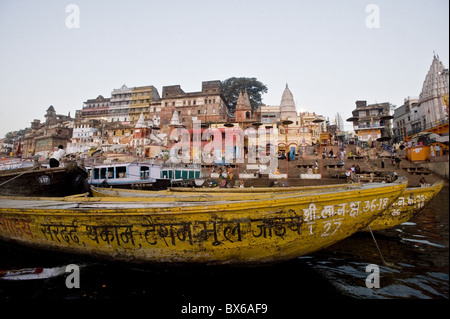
left=0, top=0, right=448, bottom=138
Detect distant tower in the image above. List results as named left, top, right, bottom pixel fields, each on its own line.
left=234, top=90, right=252, bottom=123
left=335, top=113, right=344, bottom=131
left=280, top=84, right=297, bottom=119
left=45, top=105, right=57, bottom=126
left=133, top=112, right=152, bottom=156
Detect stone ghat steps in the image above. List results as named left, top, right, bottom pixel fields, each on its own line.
left=201, top=156, right=443, bottom=187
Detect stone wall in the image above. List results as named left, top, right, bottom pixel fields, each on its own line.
left=417, top=160, right=449, bottom=180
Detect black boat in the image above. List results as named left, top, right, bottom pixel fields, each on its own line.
left=0, top=161, right=89, bottom=197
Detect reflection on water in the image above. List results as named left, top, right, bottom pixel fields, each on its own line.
left=0, top=185, right=448, bottom=305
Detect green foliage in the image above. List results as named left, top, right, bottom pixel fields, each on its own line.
left=221, top=77, right=268, bottom=114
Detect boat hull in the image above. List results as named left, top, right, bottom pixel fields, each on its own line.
left=363, top=180, right=444, bottom=231
left=0, top=179, right=407, bottom=265
left=90, top=184, right=365, bottom=202
left=0, top=162, right=89, bottom=197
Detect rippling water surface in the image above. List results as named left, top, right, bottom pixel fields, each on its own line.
left=306, top=184, right=448, bottom=299
left=0, top=185, right=448, bottom=313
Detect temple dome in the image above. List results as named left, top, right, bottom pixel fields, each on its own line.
left=280, top=84, right=297, bottom=119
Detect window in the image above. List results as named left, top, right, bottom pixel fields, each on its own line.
left=115, top=166, right=127, bottom=178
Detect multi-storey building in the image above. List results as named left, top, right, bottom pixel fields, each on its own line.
left=81, top=95, right=110, bottom=121
left=260, top=105, right=280, bottom=126
left=161, top=80, right=230, bottom=129
left=129, top=85, right=160, bottom=123
left=156, top=100, right=173, bottom=132
left=21, top=106, right=73, bottom=158
left=104, top=121, right=134, bottom=145
left=393, top=97, right=419, bottom=143
left=335, top=113, right=344, bottom=132
left=109, top=84, right=132, bottom=123
left=67, top=118, right=103, bottom=154
left=350, top=100, right=392, bottom=142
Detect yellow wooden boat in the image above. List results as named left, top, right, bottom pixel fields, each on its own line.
left=92, top=180, right=443, bottom=233
left=0, top=177, right=407, bottom=265
left=170, top=183, right=360, bottom=193
left=363, top=180, right=444, bottom=231
left=90, top=183, right=364, bottom=202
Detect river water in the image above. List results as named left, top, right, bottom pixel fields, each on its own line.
left=0, top=185, right=448, bottom=313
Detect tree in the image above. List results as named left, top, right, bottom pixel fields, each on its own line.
left=3, top=129, right=26, bottom=143
left=221, top=77, right=268, bottom=114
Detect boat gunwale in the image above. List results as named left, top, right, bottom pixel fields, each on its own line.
left=401, top=179, right=444, bottom=192
left=89, top=184, right=365, bottom=201
left=0, top=178, right=408, bottom=216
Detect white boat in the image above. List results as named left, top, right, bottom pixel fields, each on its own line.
left=85, top=162, right=202, bottom=190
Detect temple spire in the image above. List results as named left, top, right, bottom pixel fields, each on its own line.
left=280, top=83, right=297, bottom=119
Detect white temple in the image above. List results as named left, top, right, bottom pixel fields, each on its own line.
left=280, top=84, right=298, bottom=119
left=418, top=54, right=449, bottom=128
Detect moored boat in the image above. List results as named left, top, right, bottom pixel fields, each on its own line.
left=98, top=179, right=444, bottom=233
left=168, top=183, right=363, bottom=193
left=0, top=161, right=89, bottom=197
left=85, top=162, right=202, bottom=190
left=90, top=183, right=364, bottom=201
left=362, top=180, right=444, bottom=231
left=0, top=177, right=407, bottom=265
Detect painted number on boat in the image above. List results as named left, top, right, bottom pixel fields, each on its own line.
left=304, top=197, right=389, bottom=222
left=321, top=220, right=342, bottom=237
left=390, top=194, right=428, bottom=216
left=38, top=175, right=51, bottom=185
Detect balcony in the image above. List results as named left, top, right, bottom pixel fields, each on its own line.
left=354, top=124, right=385, bottom=131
